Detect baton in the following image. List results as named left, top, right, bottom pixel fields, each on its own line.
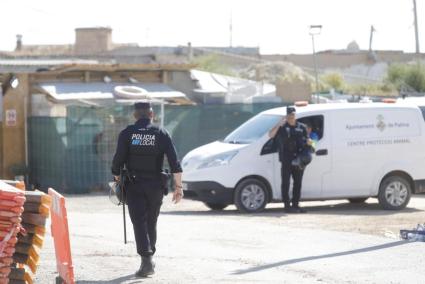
left=123, top=201, right=127, bottom=244
left=120, top=168, right=128, bottom=244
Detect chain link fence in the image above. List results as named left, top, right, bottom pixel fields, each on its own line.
left=29, top=103, right=283, bottom=193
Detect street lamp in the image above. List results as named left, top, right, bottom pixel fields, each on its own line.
left=309, top=25, right=322, bottom=104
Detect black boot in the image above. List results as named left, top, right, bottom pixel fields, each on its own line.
left=135, top=256, right=155, bottom=277
left=284, top=203, right=293, bottom=213
left=292, top=205, right=307, bottom=213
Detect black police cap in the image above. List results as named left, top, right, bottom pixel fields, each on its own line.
left=134, top=102, right=152, bottom=110
left=286, top=106, right=296, bottom=115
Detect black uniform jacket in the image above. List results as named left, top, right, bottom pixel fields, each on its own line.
left=274, top=121, right=309, bottom=162
left=111, top=118, right=182, bottom=176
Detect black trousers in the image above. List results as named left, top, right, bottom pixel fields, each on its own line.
left=281, top=159, right=304, bottom=208
left=126, top=178, right=163, bottom=257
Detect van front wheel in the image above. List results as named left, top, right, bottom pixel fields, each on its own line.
left=378, top=176, right=411, bottom=210
left=234, top=178, right=269, bottom=213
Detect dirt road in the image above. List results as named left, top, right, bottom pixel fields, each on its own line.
left=36, top=195, right=425, bottom=283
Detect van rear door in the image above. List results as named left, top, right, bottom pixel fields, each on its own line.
left=322, top=107, right=422, bottom=198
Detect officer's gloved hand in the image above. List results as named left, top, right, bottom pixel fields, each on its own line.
left=172, top=186, right=184, bottom=204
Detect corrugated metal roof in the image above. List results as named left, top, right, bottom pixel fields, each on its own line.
left=0, top=59, right=100, bottom=73
left=191, top=69, right=275, bottom=95
left=0, top=58, right=193, bottom=73
left=37, top=82, right=190, bottom=105
left=0, top=59, right=99, bottom=66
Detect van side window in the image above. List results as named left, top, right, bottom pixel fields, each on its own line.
left=260, top=114, right=325, bottom=156
left=420, top=107, right=425, bottom=121
left=298, top=115, right=324, bottom=141
left=261, top=138, right=277, bottom=155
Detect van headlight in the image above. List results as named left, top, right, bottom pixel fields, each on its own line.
left=197, top=151, right=238, bottom=169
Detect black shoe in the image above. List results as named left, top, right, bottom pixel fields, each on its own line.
left=135, top=256, right=155, bottom=278
left=284, top=203, right=293, bottom=213
left=292, top=206, right=307, bottom=213
left=284, top=207, right=298, bottom=213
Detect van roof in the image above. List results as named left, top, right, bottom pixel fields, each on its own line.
left=397, top=97, right=425, bottom=106
left=262, top=102, right=420, bottom=116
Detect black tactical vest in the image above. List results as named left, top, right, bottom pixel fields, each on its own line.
left=277, top=122, right=307, bottom=160
left=126, top=124, right=161, bottom=175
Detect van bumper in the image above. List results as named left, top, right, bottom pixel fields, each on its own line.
left=182, top=181, right=234, bottom=204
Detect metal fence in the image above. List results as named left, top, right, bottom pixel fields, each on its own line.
left=28, top=103, right=283, bottom=193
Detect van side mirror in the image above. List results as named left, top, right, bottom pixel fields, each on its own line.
left=261, top=138, right=278, bottom=155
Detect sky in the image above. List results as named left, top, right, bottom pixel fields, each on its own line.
left=0, top=0, right=424, bottom=54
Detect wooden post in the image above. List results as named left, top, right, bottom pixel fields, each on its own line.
left=1, top=74, right=29, bottom=179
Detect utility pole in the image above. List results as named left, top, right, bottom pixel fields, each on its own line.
left=369, top=25, right=375, bottom=52
left=309, top=25, right=322, bottom=104
left=311, top=36, right=319, bottom=103
left=229, top=11, right=233, bottom=48
left=413, top=0, right=420, bottom=53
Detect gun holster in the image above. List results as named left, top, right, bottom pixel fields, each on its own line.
left=160, top=170, right=172, bottom=196
left=125, top=170, right=171, bottom=196
left=117, top=169, right=131, bottom=205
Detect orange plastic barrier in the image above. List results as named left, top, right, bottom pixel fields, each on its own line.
left=48, top=188, right=75, bottom=284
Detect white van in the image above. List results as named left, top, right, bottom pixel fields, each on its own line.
left=181, top=103, right=425, bottom=213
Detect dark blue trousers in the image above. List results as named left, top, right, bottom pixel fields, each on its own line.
left=126, top=179, right=163, bottom=257
left=281, top=159, right=304, bottom=208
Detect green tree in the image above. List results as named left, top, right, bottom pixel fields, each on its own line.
left=386, top=63, right=425, bottom=92
left=345, top=83, right=396, bottom=97
left=321, top=73, right=344, bottom=91
left=404, top=65, right=425, bottom=92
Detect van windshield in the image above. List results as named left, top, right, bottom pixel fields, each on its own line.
left=223, top=114, right=282, bottom=144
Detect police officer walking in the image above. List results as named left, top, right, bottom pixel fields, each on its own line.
left=269, top=106, right=310, bottom=213
left=111, top=102, right=183, bottom=277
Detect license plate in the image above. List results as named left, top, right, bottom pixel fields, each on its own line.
left=182, top=182, right=188, bottom=191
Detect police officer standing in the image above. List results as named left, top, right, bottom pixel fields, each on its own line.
left=111, top=102, right=183, bottom=277
left=269, top=106, right=310, bottom=213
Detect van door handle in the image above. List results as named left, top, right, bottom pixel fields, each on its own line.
left=316, top=149, right=328, bottom=156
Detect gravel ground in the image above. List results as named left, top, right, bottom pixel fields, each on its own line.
left=35, top=194, right=425, bottom=284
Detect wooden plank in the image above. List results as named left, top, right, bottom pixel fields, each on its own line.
left=23, top=191, right=44, bottom=203
left=18, top=233, right=44, bottom=248
left=8, top=267, right=25, bottom=280
left=21, top=223, right=46, bottom=235
left=31, top=70, right=164, bottom=83
left=23, top=191, right=51, bottom=206
left=9, top=280, right=26, bottom=284
left=23, top=203, right=49, bottom=217
left=22, top=213, right=46, bottom=227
